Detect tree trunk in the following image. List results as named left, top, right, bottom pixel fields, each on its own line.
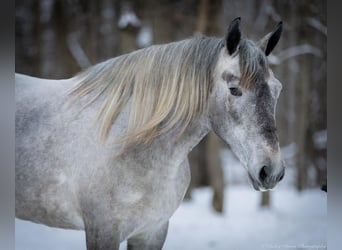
left=206, top=132, right=225, bottom=213
left=260, top=191, right=270, bottom=207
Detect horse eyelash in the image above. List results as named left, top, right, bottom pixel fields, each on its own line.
left=229, top=87, right=242, bottom=97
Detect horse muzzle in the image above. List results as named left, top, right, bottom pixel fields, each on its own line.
left=248, top=166, right=285, bottom=191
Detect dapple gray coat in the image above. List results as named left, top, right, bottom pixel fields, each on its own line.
left=16, top=18, right=285, bottom=249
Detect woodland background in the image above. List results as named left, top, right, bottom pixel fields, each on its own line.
left=15, top=0, right=327, bottom=211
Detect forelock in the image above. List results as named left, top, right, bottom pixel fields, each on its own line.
left=238, top=39, right=269, bottom=89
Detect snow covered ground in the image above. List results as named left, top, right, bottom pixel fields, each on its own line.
left=15, top=185, right=326, bottom=250
left=165, top=186, right=326, bottom=250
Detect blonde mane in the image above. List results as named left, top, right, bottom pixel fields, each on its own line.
left=69, top=36, right=223, bottom=151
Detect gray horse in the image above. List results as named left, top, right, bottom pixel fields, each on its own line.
left=16, top=17, right=284, bottom=249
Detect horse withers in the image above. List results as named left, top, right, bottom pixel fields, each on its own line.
left=15, top=17, right=284, bottom=249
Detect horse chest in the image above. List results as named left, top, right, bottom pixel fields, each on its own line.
left=121, top=160, right=191, bottom=239
left=152, top=165, right=190, bottom=216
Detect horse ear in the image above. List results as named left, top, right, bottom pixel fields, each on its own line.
left=225, top=17, right=241, bottom=55
left=259, top=21, right=283, bottom=56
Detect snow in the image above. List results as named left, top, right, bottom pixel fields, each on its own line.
left=117, top=5, right=141, bottom=29
left=165, top=186, right=326, bottom=250
left=40, top=0, right=54, bottom=24
left=137, top=24, right=153, bottom=48
left=15, top=185, right=326, bottom=250
left=313, top=130, right=327, bottom=150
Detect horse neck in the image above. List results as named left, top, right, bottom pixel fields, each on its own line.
left=169, top=116, right=211, bottom=162
left=121, top=115, right=211, bottom=169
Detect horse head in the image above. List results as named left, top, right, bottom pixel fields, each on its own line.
left=209, top=17, right=284, bottom=191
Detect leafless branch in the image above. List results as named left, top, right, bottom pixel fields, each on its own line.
left=67, top=32, right=91, bottom=69
left=268, top=5, right=281, bottom=23
left=255, top=0, right=281, bottom=31
left=268, top=44, right=322, bottom=65
left=254, top=0, right=271, bottom=30
left=306, top=17, right=327, bottom=36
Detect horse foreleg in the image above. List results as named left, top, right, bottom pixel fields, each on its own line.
left=127, top=221, right=169, bottom=250
left=85, top=223, right=120, bottom=250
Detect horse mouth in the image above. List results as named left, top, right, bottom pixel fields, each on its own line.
left=247, top=172, right=275, bottom=192
left=247, top=172, right=259, bottom=191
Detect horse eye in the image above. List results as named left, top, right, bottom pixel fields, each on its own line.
left=229, top=87, right=242, bottom=97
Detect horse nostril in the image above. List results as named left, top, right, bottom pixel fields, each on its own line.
left=277, top=170, right=285, bottom=182
left=259, top=165, right=270, bottom=183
